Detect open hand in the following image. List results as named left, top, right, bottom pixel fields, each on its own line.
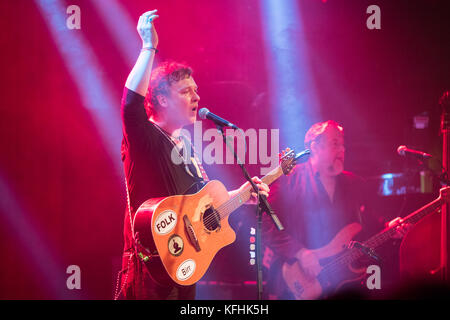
left=137, top=10, right=159, bottom=48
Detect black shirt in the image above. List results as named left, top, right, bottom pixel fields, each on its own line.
left=120, top=88, right=205, bottom=253
left=263, top=161, right=373, bottom=260
left=262, top=161, right=380, bottom=298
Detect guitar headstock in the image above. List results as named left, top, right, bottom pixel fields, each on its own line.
left=439, top=186, right=450, bottom=203
left=279, top=148, right=311, bottom=175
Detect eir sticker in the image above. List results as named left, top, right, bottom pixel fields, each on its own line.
left=176, top=259, right=196, bottom=281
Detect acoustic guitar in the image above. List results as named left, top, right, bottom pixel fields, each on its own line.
left=282, top=186, right=450, bottom=299
left=133, top=148, right=310, bottom=286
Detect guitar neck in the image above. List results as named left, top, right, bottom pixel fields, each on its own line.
left=364, top=196, right=443, bottom=249
left=320, top=194, right=443, bottom=280
left=216, top=165, right=284, bottom=219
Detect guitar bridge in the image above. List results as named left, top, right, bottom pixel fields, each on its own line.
left=183, top=215, right=201, bottom=252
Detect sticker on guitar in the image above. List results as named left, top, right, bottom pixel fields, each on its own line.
left=168, top=234, right=184, bottom=256
left=177, top=259, right=196, bottom=281
left=154, top=210, right=177, bottom=235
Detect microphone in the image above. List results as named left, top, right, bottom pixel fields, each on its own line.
left=198, top=108, right=239, bottom=129
left=397, top=145, right=432, bottom=160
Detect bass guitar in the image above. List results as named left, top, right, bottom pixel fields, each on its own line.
left=282, top=186, right=450, bottom=299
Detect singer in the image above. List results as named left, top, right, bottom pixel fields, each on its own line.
left=117, top=10, right=269, bottom=300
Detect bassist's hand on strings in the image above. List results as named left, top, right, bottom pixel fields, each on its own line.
left=386, top=187, right=450, bottom=239
left=295, top=248, right=322, bottom=279
left=387, top=217, right=412, bottom=239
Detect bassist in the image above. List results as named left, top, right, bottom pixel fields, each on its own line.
left=263, top=120, right=408, bottom=299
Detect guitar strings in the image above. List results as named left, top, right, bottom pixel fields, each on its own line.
left=320, top=230, right=394, bottom=281
left=320, top=249, right=361, bottom=281
left=201, top=161, right=289, bottom=230
left=201, top=190, right=248, bottom=229
left=202, top=165, right=290, bottom=230
left=321, top=199, right=442, bottom=281
left=201, top=175, right=271, bottom=229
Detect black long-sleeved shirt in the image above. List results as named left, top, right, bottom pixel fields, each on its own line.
left=120, top=88, right=205, bottom=254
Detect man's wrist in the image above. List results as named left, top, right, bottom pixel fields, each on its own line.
left=141, top=46, right=158, bottom=53
left=142, top=42, right=157, bottom=48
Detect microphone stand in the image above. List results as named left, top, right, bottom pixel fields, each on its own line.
left=440, top=92, right=450, bottom=283
left=216, top=124, right=283, bottom=300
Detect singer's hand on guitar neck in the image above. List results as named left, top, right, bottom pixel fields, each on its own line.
left=228, top=176, right=270, bottom=205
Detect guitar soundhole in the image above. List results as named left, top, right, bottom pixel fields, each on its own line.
left=202, top=207, right=221, bottom=232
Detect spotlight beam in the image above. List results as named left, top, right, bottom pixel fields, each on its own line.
left=35, top=0, right=123, bottom=179
left=260, top=0, right=320, bottom=149
left=90, top=0, right=141, bottom=68
left=0, top=170, right=83, bottom=299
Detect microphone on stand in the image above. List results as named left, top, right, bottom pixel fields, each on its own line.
left=397, top=145, right=432, bottom=160
left=198, top=108, right=239, bottom=129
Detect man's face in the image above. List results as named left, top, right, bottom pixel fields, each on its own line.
left=313, top=127, right=345, bottom=176
left=164, top=76, right=200, bottom=126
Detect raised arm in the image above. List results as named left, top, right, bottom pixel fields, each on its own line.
left=125, top=10, right=159, bottom=96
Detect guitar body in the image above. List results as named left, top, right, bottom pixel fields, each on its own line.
left=282, top=222, right=364, bottom=299
left=132, top=148, right=310, bottom=286
left=133, top=180, right=237, bottom=286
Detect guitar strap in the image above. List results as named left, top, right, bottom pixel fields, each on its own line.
left=124, top=176, right=158, bottom=261
left=177, top=134, right=209, bottom=182
left=113, top=176, right=135, bottom=300
left=191, top=143, right=209, bottom=182
left=114, top=175, right=159, bottom=300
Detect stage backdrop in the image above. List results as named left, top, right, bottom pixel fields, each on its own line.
left=0, top=0, right=448, bottom=299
